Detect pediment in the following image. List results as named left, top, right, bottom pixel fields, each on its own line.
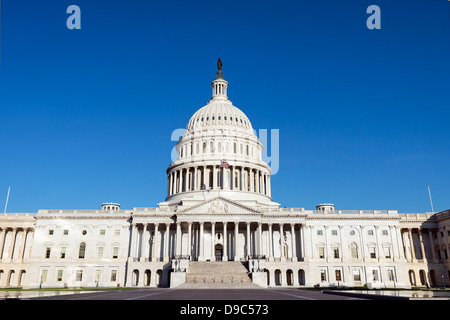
left=176, top=196, right=260, bottom=216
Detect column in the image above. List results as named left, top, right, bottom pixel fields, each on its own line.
left=204, top=166, right=209, bottom=190
left=267, top=175, right=271, bottom=197
left=246, top=222, right=251, bottom=259
left=199, top=222, right=204, bottom=261
left=429, top=229, right=436, bottom=262
left=234, top=222, right=239, bottom=261
left=211, top=222, right=216, bottom=261
left=8, top=228, right=17, bottom=260
left=0, top=228, right=6, bottom=260
left=212, top=166, right=217, bottom=189
left=290, top=223, right=297, bottom=262
left=280, top=223, right=285, bottom=261
left=408, top=228, right=416, bottom=262
left=176, top=222, right=182, bottom=257
left=187, top=222, right=192, bottom=260
left=268, top=223, right=274, bottom=261
left=374, top=226, right=382, bottom=261
left=389, top=226, right=399, bottom=261
left=418, top=229, right=426, bottom=261
left=174, top=170, right=178, bottom=194
left=18, top=228, right=28, bottom=261
left=163, top=223, right=170, bottom=262
left=445, top=226, right=450, bottom=258
left=255, top=171, right=260, bottom=193
left=360, top=225, right=367, bottom=261
left=193, top=167, right=198, bottom=191
left=223, top=222, right=228, bottom=261
left=180, top=169, right=184, bottom=193
left=130, top=224, right=137, bottom=261
left=397, top=227, right=406, bottom=260
left=152, top=223, right=159, bottom=262
left=141, top=224, right=148, bottom=262
left=258, top=222, right=262, bottom=257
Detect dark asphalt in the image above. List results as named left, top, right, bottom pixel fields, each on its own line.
left=28, top=287, right=366, bottom=300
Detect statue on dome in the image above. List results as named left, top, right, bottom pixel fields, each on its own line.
left=215, top=58, right=224, bottom=79
left=217, top=57, right=223, bottom=70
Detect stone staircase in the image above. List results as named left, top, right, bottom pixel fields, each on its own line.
left=179, top=261, right=258, bottom=289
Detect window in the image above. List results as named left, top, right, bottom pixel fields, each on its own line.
left=111, top=270, right=117, bottom=282
left=41, top=270, right=48, bottom=283
left=318, top=247, right=325, bottom=259
left=45, top=247, right=51, bottom=259
left=97, top=247, right=104, bottom=259
left=79, top=242, right=86, bottom=259
left=382, top=230, right=388, bottom=236
left=95, top=270, right=101, bottom=283
left=368, top=230, right=374, bottom=236
left=82, top=230, right=87, bottom=235
left=332, top=230, right=338, bottom=236
left=60, top=247, right=66, bottom=259
left=114, top=229, right=120, bottom=236
left=369, top=246, right=376, bottom=259
left=113, top=247, right=119, bottom=259
left=320, top=269, right=327, bottom=282
left=387, top=269, right=395, bottom=282
left=335, top=270, right=342, bottom=282
left=63, top=229, right=69, bottom=235
left=76, top=270, right=83, bottom=282
left=350, top=243, right=358, bottom=259
left=353, top=270, right=361, bottom=282
left=333, top=247, right=340, bottom=259
left=372, top=269, right=379, bottom=281
left=48, top=230, right=54, bottom=235
left=384, top=246, right=391, bottom=259
left=100, top=229, right=106, bottom=236
left=57, top=270, right=63, bottom=282
left=317, top=230, right=323, bottom=236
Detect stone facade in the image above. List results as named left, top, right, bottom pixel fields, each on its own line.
left=1, top=62, right=449, bottom=289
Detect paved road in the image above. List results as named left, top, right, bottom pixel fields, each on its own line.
left=29, top=287, right=366, bottom=300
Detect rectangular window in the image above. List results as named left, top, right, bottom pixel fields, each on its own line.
left=100, top=229, right=106, bottom=236
left=353, top=270, right=361, bottom=282
left=60, top=247, right=66, bottom=259
left=387, top=269, right=395, bottom=282
left=41, top=270, right=48, bottom=283
left=317, top=230, right=323, bottom=236
left=384, top=246, right=391, bottom=259
left=56, top=270, right=63, bottom=282
left=320, top=269, right=327, bottom=282
left=114, top=229, right=120, bottom=236
left=45, top=247, right=51, bottom=259
left=95, top=270, right=102, bottom=283
left=369, top=247, right=376, bottom=259
left=335, top=270, right=342, bottom=282
left=331, top=230, right=337, bottom=236
left=48, top=230, right=54, bottom=235
left=76, top=270, right=83, bottom=282
left=113, top=247, right=119, bottom=259
left=318, top=247, right=325, bottom=259
left=97, top=247, right=104, bottom=259
left=382, top=230, right=388, bottom=236
left=368, top=230, right=374, bottom=236
left=333, top=247, right=340, bottom=259
left=372, top=269, right=379, bottom=281
left=111, top=270, right=117, bottom=282
left=63, top=229, right=69, bottom=235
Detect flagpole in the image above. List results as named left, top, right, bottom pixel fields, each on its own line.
left=427, top=185, right=434, bottom=214
left=4, top=186, right=10, bottom=213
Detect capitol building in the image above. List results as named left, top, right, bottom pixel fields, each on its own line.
left=1, top=60, right=449, bottom=290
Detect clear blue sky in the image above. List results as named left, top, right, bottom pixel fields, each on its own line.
left=0, top=0, right=449, bottom=213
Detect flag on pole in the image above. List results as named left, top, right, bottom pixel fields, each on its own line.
left=220, top=160, right=229, bottom=168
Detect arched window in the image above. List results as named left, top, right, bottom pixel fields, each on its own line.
left=218, top=141, right=222, bottom=152
left=350, top=243, right=358, bottom=259
left=79, top=242, right=86, bottom=259
left=203, top=142, right=206, bottom=153
left=234, top=142, right=237, bottom=153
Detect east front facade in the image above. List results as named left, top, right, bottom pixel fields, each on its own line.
left=1, top=60, right=449, bottom=289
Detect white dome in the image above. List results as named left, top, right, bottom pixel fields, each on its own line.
left=186, top=99, right=253, bottom=133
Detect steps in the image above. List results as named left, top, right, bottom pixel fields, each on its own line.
left=180, top=261, right=258, bottom=288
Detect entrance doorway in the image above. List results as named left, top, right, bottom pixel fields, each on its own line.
left=215, top=244, right=223, bottom=261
